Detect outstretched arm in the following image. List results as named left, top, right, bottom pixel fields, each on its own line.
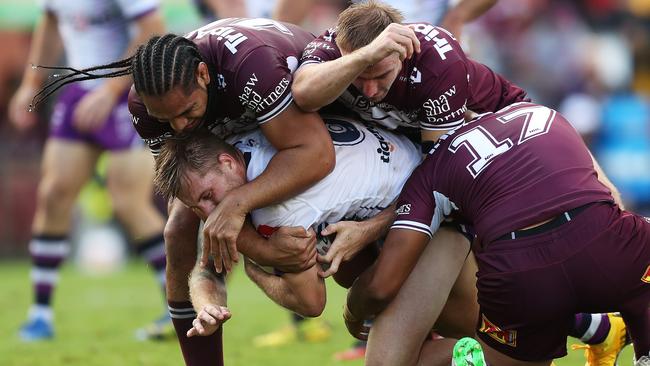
left=292, top=24, right=420, bottom=112
left=244, top=257, right=326, bottom=317
left=187, top=260, right=230, bottom=337
left=292, top=54, right=373, bottom=112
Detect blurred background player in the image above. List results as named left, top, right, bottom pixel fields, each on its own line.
left=7, top=0, right=167, bottom=341
left=269, top=0, right=498, bottom=39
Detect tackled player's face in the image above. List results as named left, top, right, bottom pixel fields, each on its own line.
left=343, top=51, right=402, bottom=102
left=178, top=159, right=246, bottom=221
left=142, top=63, right=210, bottom=133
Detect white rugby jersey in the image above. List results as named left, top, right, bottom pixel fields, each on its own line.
left=228, top=116, right=421, bottom=234
left=41, top=0, right=158, bottom=71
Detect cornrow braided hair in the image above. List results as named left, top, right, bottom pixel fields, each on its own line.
left=30, top=34, right=204, bottom=111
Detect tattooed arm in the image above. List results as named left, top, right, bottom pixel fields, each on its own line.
left=186, top=257, right=231, bottom=337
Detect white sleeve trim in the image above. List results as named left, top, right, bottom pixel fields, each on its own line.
left=391, top=220, right=433, bottom=237
left=257, top=92, right=294, bottom=124
left=298, top=59, right=324, bottom=67
left=420, top=118, right=465, bottom=131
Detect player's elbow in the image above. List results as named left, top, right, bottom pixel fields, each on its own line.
left=311, top=139, right=335, bottom=180
left=291, top=76, right=321, bottom=113
left=295, top=290, right=326, bottom=318
left=298, top=139, right=334, bottom=185
left=365, top=278, right=399, bottom=309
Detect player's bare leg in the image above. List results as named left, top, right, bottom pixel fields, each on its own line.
left=32, top=140, right=100, bottom=234
left=622, top=305, right=650, bottom=362
left=365, top=226, right=471, bottom=366
left=165, top=200, right=225, bottom=366
left=416, top=338, right=457, bottom=365
left=478, top=336, right=552, bottom=366
left=106, top=148, right=169, bottom=339
left=106, top=148, right=164, bottom=243
left=21, top=139, right=99, bottom=341
left=165, top=201, right=200, bottom=302
left=434, top=252, right=479, bottom=338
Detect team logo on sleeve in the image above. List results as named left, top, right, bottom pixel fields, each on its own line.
left=409, top=67, right=421, bottom=84
left=395, top=204, right=411, bottom=215
left=479, top=314, right=517, bottom=347
left=642, top=264, right=650, bottom=284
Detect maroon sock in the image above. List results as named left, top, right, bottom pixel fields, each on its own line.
left=169, top=301, right=224, bottom=366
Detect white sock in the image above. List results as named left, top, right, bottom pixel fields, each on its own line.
left=28, top=304, right=53, bottom=323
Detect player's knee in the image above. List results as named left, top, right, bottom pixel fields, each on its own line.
left=164, top=221, right=191, bottom=252
left=165, top=244, right=195, bottom=274
left=37, top=178, right=77, bottom=215
left=298, top=296, right=326, bottom=318
left=110, top=195, right=140, bottom=221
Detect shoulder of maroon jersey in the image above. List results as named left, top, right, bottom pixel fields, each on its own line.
left=300, top=27, right=340, bottom=64
left=127, top=86, right=172, bottom=139
left=185, top=18, right=313, bottom=52
left=186, top=18, right=313, bottom=76
left=407, top=23, right=465, bottom=73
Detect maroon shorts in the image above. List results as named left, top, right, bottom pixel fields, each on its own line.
left=473, top=202, right=650, bottom=361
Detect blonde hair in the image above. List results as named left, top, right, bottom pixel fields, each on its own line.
left=336, top=0, right=404, bottom=51
left=153, top=132, right=237, bottom=201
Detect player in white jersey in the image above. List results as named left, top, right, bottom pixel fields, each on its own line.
left=153, top=116, right=477, bottom=355
left=151, top=116, right=418, bottom=320
left=243, top=116, right=418, bottom=238
left=8, top=0, right=167, bottom=341
left=238, top=116, right=420, bottom=315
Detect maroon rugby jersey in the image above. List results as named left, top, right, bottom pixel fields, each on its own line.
left=300, top=25, right=528, bottom=131
left=129, top=18, right=314, bottom=154
left=391, top=102, right=614, bottom=244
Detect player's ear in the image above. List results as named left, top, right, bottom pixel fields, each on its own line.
left=196, top=62, right=211, bottom=87
left=217, top=153, right=236, bottom=172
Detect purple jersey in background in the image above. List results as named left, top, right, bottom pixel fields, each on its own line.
left=129, top=18, right=315, bottom=154
left=393, top=102, right=614, bottom=244
left=300, top=24, right=528, bottom=131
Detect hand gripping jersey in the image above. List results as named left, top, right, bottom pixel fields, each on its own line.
left=392, top=102, right=614, bottom=244
left=228, top=116, right=421, bottom=246
left=300, top=25, right=528, bottom=132
left=128, top=18, right=315, bottom=154
left=43, top=0, right=159, bottom=87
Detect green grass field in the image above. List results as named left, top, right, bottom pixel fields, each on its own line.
left=0, top=260, right=635, bottom=365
